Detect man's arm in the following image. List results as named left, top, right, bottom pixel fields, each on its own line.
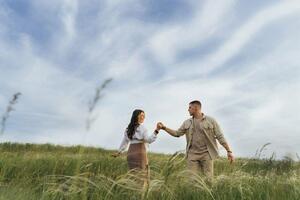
left=162, top=127, right=180, bottom=137
left=222, top=142, right=234, bottom=163
left=159, top=121, right=187, bottom=137
left=212, top=119, right=234, bottom=163
left=221, top=142, right=232, bottom=154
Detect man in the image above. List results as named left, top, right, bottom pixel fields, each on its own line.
left=158, top=100, right=234, bottom=178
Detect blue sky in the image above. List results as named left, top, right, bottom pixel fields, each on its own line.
left=1, top=0, right=300, bottom=159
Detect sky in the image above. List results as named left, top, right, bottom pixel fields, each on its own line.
left=0, top=0, right=300, bottom=159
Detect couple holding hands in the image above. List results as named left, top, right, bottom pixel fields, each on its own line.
left=112, top=100, right=234, bottom=179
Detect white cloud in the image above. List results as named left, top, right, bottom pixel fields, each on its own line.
left=1, top=0, right=300, bottom=159
left=149, top=0, right=236, bottom=65
left=170, top=0, right=300, bottom=77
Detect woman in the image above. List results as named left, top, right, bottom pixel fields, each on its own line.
left=112, top=109, right=161, bottom=172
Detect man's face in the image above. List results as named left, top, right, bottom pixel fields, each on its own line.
left=188, top=104, right=201, bottom=116
left=188, top=104, right=197, bottom=116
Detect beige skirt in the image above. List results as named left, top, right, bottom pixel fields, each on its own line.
left=127, top=143, right=148, bottom=170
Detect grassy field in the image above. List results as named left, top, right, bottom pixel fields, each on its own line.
left=0, top=142, right=299, bottom=200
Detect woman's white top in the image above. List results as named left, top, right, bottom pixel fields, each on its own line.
left=118, top=124, right=157, bottom=153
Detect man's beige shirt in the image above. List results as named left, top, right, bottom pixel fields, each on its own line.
left=171, top=114, right=227, bottom=160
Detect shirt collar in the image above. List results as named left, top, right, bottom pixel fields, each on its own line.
left=193, top=113, right=206, bottom=121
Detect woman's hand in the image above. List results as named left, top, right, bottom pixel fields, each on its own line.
left=111, top=152, right=121, bottom=157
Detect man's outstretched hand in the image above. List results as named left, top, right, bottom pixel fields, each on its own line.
left=227, top=152, right=234, bottom=164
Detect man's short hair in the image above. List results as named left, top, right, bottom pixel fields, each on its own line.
left=189, top=100, right=202, bottom=107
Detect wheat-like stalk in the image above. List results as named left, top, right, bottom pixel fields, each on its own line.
left=296, top=153, right=300, bottom=161
left=86, top=78, right=112, bottom=131
left=1, top=92, right=22, bottom=135
left=254, top=142, right=271, bottom=159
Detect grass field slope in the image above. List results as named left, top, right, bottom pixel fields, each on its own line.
left=0, top=142, right=299, bottom=200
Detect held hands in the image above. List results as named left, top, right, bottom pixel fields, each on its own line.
left=157, top=122, right=165, bottom=130
left=154, top=122, right=165, bottom=134
left=156, top=122, right=163, bottom=130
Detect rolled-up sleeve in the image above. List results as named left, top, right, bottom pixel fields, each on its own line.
left=118, top=130, right=130, bottom=153
left=212, top=119, right=227, bottom=145
left=174, top=121, right=189, bottom=137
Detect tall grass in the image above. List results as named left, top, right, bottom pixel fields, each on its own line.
left=0, top=142, right=299, bottom=200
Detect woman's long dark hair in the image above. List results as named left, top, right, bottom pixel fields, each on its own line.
left=127, top=109, right=144, bottom=139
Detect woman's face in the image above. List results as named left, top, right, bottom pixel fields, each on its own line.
left=137, top=112, right=145, bottom=124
